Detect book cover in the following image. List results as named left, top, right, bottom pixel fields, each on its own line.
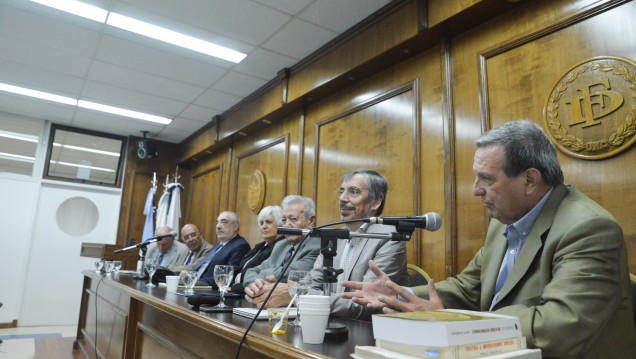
left=375, top=336, right=527, bottom=358
left=353, top=347, right=541, bottom=359
left=371, top=309, right=521, bottom=347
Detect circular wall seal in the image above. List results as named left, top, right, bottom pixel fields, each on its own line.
left=247, top=170, right=266, bottom=214
left=544, top=56, right=636, bottom=160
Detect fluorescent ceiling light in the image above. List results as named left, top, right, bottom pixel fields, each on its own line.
left=0, top=82, right=172, bottom=125
left=78, top=100, right=172, bottom=125
left=0, top=83, right=77, bottom=106
left=0, top=130, right=39, bottom=143
left=107, top=13, right=247, bottom=63
left=31, top=0, right=108, bottom=22
left=0, top=152, right=36, bottom=163
left=50, top=160, right=115, bottom=172
left=31, top=1, right=247, bottom=63
left=53, top=143, right=121, bottom=157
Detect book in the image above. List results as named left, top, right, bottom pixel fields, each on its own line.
left=375, top=336, right=527, bottom=359
left=371, top=309, right=521, bottom=347
left=352, top=347, right=541, bottom=359
left=232, top=307, right=297, bottom=320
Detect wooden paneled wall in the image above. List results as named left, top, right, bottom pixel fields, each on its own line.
left=117, top=0, right=636, bottom=279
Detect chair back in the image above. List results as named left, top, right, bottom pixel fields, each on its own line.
left=407, top=263, right=431, bottom=286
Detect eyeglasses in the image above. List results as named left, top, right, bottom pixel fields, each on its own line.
left=337, top=186, right=364, bottom=198
left=182, top=232, right=199, bottom=241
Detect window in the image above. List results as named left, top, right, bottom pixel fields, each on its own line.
left=44, top=125, right=127, bottom=187
left=0, top=115, right=42, bottom=177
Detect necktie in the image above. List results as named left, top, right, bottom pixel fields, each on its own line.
left=282, top=246, right=294, bottom=266
left=184, top=251, right=194, bottom=265
left=157, top=252, right=165, bottom=267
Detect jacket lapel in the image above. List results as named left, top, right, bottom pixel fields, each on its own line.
left=493, top=184, right=568, bottom=307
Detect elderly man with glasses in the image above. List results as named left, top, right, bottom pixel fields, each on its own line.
left=173, top=223, right=213, bottom=271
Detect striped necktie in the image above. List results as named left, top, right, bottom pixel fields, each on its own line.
left=282, top=246, right=294, bottom=266
left=157, top=251, right=165, bottom=267
left=183, top=251, right=194, bottom=265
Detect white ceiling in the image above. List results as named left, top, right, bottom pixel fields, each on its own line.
left=0, top=0, right=391, bottom=144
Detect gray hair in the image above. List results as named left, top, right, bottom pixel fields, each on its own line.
left=281, top=195, right=316, bottom=218
left=257, top=205, right=283, bottom=226
left=475, top=120, right=564, bottom=186
left=220, top=211, right=240, bottom=226
left=341, top=168, right=388, bottom=215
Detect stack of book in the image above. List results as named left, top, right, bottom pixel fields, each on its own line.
left=351, top=309, right=541, bottom=359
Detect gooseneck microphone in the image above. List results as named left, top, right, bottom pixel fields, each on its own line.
left=187, top=294, right=221, bottom=307
left=364, top=212, right=442, bottom=231
left=276, top=227, right=312, bottom=236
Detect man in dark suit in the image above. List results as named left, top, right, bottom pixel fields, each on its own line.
left=342, top=120, right=636, bottom=358
left=195, top=211, right=250, bottom=288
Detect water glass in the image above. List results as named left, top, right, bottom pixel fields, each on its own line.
left=182, top=270, right=197, bottom=295
left=213, top=265, right=234, bottom=308
left=287, top=270, right=311, bottom=326
left=94, top=260, right=104, bottom=273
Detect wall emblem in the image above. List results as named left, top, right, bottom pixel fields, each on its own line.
left=247, top=170, right=265, bottom=214
left=544, top=56, right=636, bottom=160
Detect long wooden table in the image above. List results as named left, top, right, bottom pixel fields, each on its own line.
left=74, top=270, right=375, bottom=359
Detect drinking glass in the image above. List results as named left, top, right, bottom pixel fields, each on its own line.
left=213, top=265, right=234, bottom=308
left=112, top=260, right=122, bottom=272
left=94, top=260, right=104, bottom=273
left=104, top=261, right=114, bottom=275
left=182, top=270, right=197, bottom=295
left=145, top=259, right=157, bottom=287
left=287, top=270, right=311, bottom=326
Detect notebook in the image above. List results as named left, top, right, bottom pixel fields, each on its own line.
left=232, top=307, right=297, bottom=320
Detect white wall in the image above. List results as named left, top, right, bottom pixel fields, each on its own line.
left=0, top=176, right=39, bottom=323
left=0, top=117, right=124, bottom=326
left=19, top=181, right=122, bottom=326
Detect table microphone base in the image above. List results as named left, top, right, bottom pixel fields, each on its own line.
left=324, top=323, right=348, bottom=341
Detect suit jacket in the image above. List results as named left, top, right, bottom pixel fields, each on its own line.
left=413, top=184, right=636, bottom=358
left=242, top=236, right=321, bottom=286
left=238, top=236, right=285, bottom=280
left=230, top=236, right=285, bottom=294
left=197, top=235, right=251, bottom=288
left=146, top=241, right=188, bottom=270
left=173, top=240, right=213, bottom=271
left=310, top=223, right=408, bottom=320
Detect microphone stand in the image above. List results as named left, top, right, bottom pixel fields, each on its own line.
left=113, top=238, right=160, bottom=280
left=315, top=228, right=348, bottom=340
left=311, top=222, right=416, bottom=340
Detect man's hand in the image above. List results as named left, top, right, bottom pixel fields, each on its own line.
left=340, top=260, right=445, bottom=313
left=244, top=275, right=293, bottom=308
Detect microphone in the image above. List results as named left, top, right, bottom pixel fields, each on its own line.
left=187, top=294, right=221, bottom=307
left=365, top=212, right=442, bottom=231
left=149, top=231, right=178, bottom=240
left=276, top=227, right=311, bottom=236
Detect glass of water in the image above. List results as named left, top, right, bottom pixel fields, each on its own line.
left=182, top=270, right=197, bottom=295
left=287, top=270, right=311, bottom=326
left=213, top=265, right=234, bottom=308
left=94, top=260, right=104, bottom=273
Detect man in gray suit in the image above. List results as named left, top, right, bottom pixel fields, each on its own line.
left=243, top=195, right=321, bottom=302
left=173, top=223, right=213, bottom=271
left=146, top=225, right=188, bottom=269
left=245, top=169, right=408, bottom=320
left=342, top=121, right=636, bottom=358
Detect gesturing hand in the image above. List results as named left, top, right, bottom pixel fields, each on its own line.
left=340, top=260, right=445, bottom=313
